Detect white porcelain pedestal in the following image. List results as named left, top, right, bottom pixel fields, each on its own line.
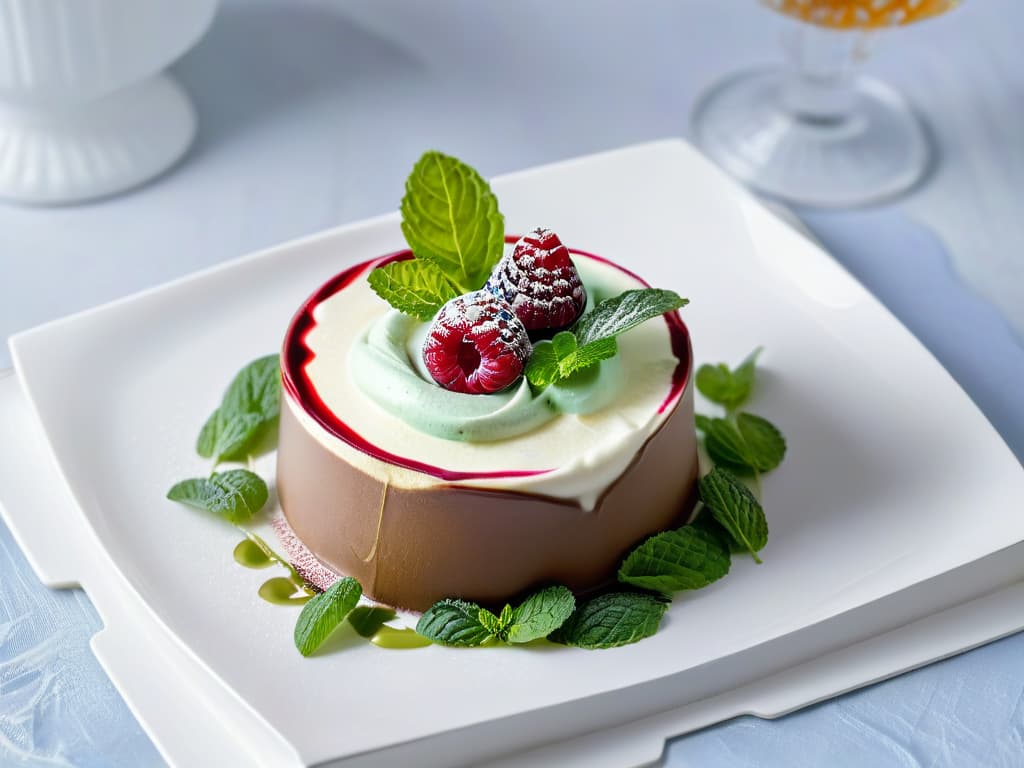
left=0, top=74, right=196, bottom=204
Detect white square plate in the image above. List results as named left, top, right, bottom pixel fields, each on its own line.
left=8, top=141, right=1024, bottom=767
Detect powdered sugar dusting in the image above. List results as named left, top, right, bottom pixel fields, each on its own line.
left=271, top=511, right=339, bottom=592
left=485, top=228, right=586, bottom=331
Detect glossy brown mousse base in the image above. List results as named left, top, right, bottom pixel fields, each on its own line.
left=277, top=383, right=699, bottom=612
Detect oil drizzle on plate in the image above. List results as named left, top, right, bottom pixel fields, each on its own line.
left=233, top=538, right=273, bottom=568
left=258, top=577, right=312, bottom=605
left=371, top=626, right=432, bottom=649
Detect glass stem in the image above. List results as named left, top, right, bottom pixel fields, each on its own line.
left=780, top=22, right=871, bottom=124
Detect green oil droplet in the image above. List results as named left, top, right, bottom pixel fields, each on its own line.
left=371, top=627, right=432, bottom=649
left=234, top=539, right=273, bottom=569
left=258, top=577, right=311, bottom=605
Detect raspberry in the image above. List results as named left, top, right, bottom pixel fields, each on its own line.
left=485, top=228, right=586, bottom=334
left=422, top=290, right=531, bottom=394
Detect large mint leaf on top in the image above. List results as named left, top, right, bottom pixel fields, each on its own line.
left=367, top=259, right=458, bottom=321
left=166, top=469, right=268, bottom=525
left=618, top=526, right=730, bottom=593
left=550, top=592, right=668, bottom=649
left=197, top=354, right=280, bottom=462
left=573, top=289, right=688, bottom=346
left=696, top=347, right=762, bottom=411
left=698, top=467, right=768, bottom=563
left=400, top=151, right=504, bottom=293
left=294, top=577, right=362, bottom=657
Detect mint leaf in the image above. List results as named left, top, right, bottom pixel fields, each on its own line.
left=166, top=469, right=268, bottom=524
left=690, top=506, right=740, bottom=552
left=550, top=592, right=668, bottom=649
left=197, top=355, right=280, bottom=462
left=347, top=605, right=396, bottom=638
left=695, top=413, right=714, bottom=433
left=197, top=410, right=263, bottom=464
left=294, top=577, right=362, bottom=656
left=618, top=526, right=730, bottom=593
left=703, top=414, right=786, bottom=474
left=526, top=332, right=617, bottom=388
left=696, top=347, right=762, bottom=410
left=699, top=467, right=768, bottom=563
left=367, top=259, right=458, bottom=321
left=416, top=598, right=492, bottom=647
left=222, top=354, right=280, bottom=420
left=400, top=151, right=504, bottom=292
left=737, top=412, right=786, bottom=472
left=573, top=289, right=688, bottom=346
left=507, top=585, right=575, bottom=643
left=477, top=607, right=506, bottom=637
left=704, top=418, right=757, bottom=473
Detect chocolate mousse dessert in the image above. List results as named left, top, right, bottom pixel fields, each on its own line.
left=276, top=153, right=697, bottom=612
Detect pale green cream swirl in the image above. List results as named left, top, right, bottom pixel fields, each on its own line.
left=349, top=280, right=625, bottom=443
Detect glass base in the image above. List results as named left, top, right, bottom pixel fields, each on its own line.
left=691, top=69, right=931, bottom=208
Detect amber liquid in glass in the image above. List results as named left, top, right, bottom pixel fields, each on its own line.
left=764, top=0, right=959, bottom=29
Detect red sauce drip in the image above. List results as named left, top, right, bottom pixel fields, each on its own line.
left=281, top=236, right=692, bottom=480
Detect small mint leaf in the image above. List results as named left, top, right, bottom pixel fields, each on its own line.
left=704, top=418, right=757, bottom=473
left=699, top=467, right=768, bottom=563
left=550, top=592, right=668, bottom=649
left=498, top=603, right=514, bottom=630
left=167, top=469, right=268, bottom=525
left=416, top=599, right=492, bottom=647
left=400, top=151, right=504, bottom=292
left=525, top=333, right=617, bottom=388
left=690, top=508, right=738, bottom=553
left=507, top=585, right=575, bottom=644
left=551, top=331, right=577, bottom=359
left=347, top=605, right=396, bottom=638
left=294, top=577, right=362, bottom=656
left=198, top=355, right=281, bottom=462
left=573, top=289, right=688, bottom=346
left=562, top=337, right=617, bottom=377
left=196, top=409, right=263, bottom=463
left=367, top=259, right=458, bottom=321
left=696, top=348, right=762, bottom=411
left=695, top=413, right=714, bottom=433
left=737, top=412, right=786, bottom=472
left=477, top=607, right=505, bottom=638
left=222, top=354, right=280, bottom=422
left=525, top=341, right=560, bottom=388
left=618, top=526, right=731, bottom=593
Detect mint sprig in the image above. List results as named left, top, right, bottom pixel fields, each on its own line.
left=369, top=151, right=504, bottom=318
left=698, top=467, right=769, bottom=563
left=166, top=469, right=268, bottom=525
left=618, top=526, right=731, bottom=593
left=197, top=355, right=280, bottom=462
left=417, top=586, right=575, bottom=646
left=696, top=347, right=761, bottom=411
left=526, top=288, right=688, bottom=388
left=294, top=577, right=362, bottom=656
left=550, top=592, right=668, bottom=649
